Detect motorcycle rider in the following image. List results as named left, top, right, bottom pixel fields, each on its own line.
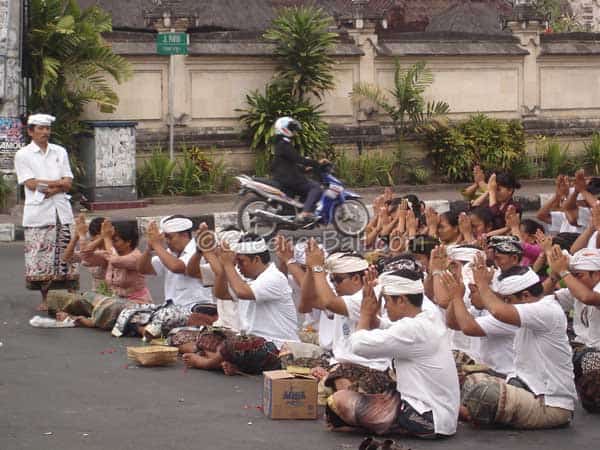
left=271, top=117, right=329, bottom=223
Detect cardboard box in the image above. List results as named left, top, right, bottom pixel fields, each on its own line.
left=263, top=370, right=318, bottom=419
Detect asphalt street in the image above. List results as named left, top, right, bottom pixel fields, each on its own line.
left=1, top=242, right=599, bottom=450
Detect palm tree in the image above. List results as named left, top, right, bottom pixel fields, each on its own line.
left=25, top=0, right=132, bottom=146
left=350, top=60, right=449, bottom=136
left=264, top=6, right=337, bottom=101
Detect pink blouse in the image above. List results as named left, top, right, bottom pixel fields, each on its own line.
left=79, top=248, right=152, bottom=303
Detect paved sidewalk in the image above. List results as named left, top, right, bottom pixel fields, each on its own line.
left=0, top=180, right=556, bottom=241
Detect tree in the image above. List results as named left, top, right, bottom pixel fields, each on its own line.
left=534, top=0, right=585, bottom=32
left=239, top=6, right=337, bottom=159
left=350, top=60, right=449, bottom=136
left=25, top=0, right=132, bottom=147
left=264, top=6, right=337, bottom=101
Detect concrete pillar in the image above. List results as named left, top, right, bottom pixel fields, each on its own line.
left=504, top=5, right=547, bottom=118
left=0, top=0, right=24, bottom=173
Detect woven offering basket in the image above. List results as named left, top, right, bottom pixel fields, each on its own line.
left=127, top=345, right=179, bottom=367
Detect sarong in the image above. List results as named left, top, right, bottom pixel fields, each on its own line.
left=61, top=291, right=138, bottom=330
left=24, top=221, right=79, bottom=291
left=112, top=300, right=190, bottom=337
left=462, top=372, right=572, bottom=429
left=326, top=389, right=436, bottom=438
left=219, top=334, right=281, bottom=374
left=325, top=363, right=396, bottom=394
left=573, top=346, right=600, bottom=413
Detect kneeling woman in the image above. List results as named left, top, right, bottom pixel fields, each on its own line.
left=56, top=220, right=152, bottom=330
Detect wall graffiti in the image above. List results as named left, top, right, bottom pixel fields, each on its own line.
left=0, top=117, right=24, bottom=172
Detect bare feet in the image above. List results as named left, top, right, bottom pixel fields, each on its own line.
left=182, top=353, right=204, bottom=369
left=178, top=342, right=197, bottom=355
left=221, top=361, right=239, bottom=376
left=35, top=302, right=49, bottom=312
left=459, top=405, right=472, bottom=422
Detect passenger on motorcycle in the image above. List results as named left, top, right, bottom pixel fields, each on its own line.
left=271, top=117, right=329, bottom=223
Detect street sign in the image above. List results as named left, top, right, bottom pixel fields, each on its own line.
left=156, top=32, right=188, bottom=55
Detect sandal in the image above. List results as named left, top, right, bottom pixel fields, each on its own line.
left=358, top=437, right=383, bottom=450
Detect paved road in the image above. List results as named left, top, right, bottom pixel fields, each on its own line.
left=1, top=242, right=598, bottom=450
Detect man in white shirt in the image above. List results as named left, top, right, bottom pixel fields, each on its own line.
left=13, top=114, right=78, bottom=312
left=461, top=255, right=577, bottom=429
left=327, top=267, right=460, bottom=438
left=182, top=233, right=299, bottom=375
left=548, top=246, right=600, bottom=413
left=300, top=240, right=393, bottom=394
left=136, top=216, right=216, bottom=338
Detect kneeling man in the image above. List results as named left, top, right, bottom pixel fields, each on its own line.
left=327, top=267, right=460, bottom=438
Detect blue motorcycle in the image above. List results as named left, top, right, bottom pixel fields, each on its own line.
left=235, top=165, right=370, bottom=239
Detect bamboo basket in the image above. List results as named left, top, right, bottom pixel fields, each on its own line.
left=127, top=345, right=179, bottom=367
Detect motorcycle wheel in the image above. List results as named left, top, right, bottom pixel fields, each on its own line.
left=332, top=199, right=370, bottom=237
left=237, top=195, right=280, bottom=239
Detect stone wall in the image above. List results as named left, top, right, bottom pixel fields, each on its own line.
left=78, top=24, right=600, bottom=173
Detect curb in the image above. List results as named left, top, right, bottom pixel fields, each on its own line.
left=0, top=194, right=547, bottom=243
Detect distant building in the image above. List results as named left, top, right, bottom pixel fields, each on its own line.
left=569, top=0, right=600, bottom=31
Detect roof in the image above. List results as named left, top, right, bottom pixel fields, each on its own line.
left=540, top=32, right=600, bottom=55
left=79, top=0, right=513, bottom=33
left=376, top=31, right=528, bottom=56
left=426, top=1, right=508, bottom=34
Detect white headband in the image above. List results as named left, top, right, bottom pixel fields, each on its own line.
left=160, top=217, right=193, bottom=233
left=495, top=269, right=540, bottom=296
left=447, top=246, right=484, bottom=264
left=379, top=272, right=424, bottom=296
left=325, top=252, right=369, bottom=274
left=233, top=238, right=268, bottom=255
left=27, top=114, right=55, bottom=126
left=570, top=248, right=600, bottom=272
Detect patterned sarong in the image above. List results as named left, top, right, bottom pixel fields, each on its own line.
left=573, top=346, right=600, bottom=413
left=462, top=372, right=572, bottom=429
left=219, top=334, right=281, bottom=374
left=326, top=389, right=436, bottom=437
left=112, top=300, right=193, bottom=338
left=24, top=221, right=79, bottom=291
left=60, top=291, right=137, bottom=330
left=325, top=363, right=396, bottom=394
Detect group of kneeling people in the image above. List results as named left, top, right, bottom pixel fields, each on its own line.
left=50, top=211, right=599, bottom=439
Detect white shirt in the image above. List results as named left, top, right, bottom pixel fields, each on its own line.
left=234, top=263, right=300, bottom=348
left=509, top=296, right=577, bottom=411
left=14, top=141, right=74, bottom=227
left=151, top=239, right=214, bottom=307
left=550, top=211, right=584, bottom=234
left=330, top=289, right=390, bottom=371
left=555, top=286, right=600, bottom=350
left=476, top=312, right=517, bottom=375
left=350, top=309, right=460, bottom=436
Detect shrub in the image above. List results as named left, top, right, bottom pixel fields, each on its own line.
left=136, top=148, right=176, bottom=197
left=583, top=132, right=600, bottom=176
left=406, top=166, right=431, bottom=185
left=536, top=137, right=576, bottom=177
left=0, top=173, right=13, bottom=209
left=254, top=150, right=271, bottom=178
left=334, top=151, right=394, bottom=187
left=172, top=147, right=235, bottom=195
left=422, top=114, right=526, bottom=182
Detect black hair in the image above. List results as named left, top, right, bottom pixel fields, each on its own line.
left=162, top=214, right=193, bottom=238
left=469, top=207, right=494, bottom=229
left=515, top=282, right=544, bottom=298
left=88, top=217, right=105, bottom=237
left=496, top=172, right=521, bottom=190
left=441, top=210, right=460, bottom=228
left=520, top=219, right=544, bottom=236
left=587, top=178, right=600, bottom=196
left=237, top=232, right=270, bottom=264
left=113, top=221, right=139, bottom=249
left=385, top=269, right=424, bottom=307
left=553, top=232, right=580, bottom=251
left=408, top=235, right=440, bottom=256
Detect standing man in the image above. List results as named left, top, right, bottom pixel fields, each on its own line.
left=14, top=114, right=78, bottom=312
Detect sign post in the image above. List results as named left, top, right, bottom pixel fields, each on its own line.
left=156, top=32, right=188, bottom=161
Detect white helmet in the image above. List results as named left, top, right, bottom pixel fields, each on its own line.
left=274, top=117, right=302, bottom=138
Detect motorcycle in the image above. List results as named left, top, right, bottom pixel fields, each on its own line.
left=235, top=164, right=370, bottom=239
